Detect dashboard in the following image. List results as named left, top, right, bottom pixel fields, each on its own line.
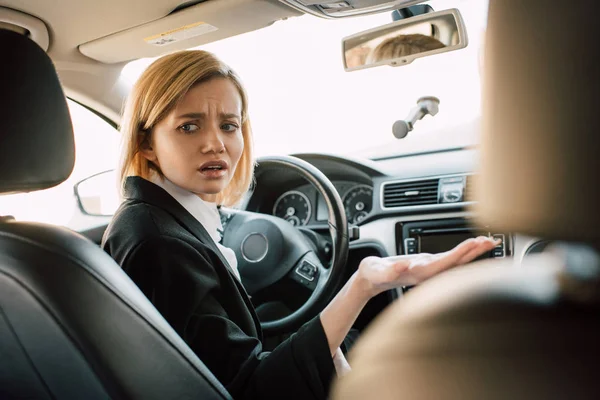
left=244, top=148, right=550, bottom=266
left=231, top=147, right=559, bottom=330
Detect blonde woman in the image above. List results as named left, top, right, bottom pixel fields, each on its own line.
left=102, top=50, right=498, bottom=399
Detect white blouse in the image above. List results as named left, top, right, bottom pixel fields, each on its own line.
left=152, top=176, right=241, bottom=280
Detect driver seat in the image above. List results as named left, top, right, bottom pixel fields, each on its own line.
left=0, top=29, right=231, bottom=399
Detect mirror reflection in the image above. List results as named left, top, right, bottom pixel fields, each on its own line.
left=344, top=9, right=467, bottom=71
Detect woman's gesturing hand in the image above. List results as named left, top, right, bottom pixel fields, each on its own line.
left=319, top=236, right=499, bottom=356
left=356, top=236, right=500, bottom=298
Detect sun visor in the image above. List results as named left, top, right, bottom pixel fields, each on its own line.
left=79, top=0, right=301, bottom=64
left=474, top=0, right=600, bottom=246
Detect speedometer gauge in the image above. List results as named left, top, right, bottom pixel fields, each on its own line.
left=273, top=190, right=312, bottom=226
left=343, top=185, right=373, bottom=224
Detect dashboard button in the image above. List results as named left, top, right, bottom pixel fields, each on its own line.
left=493, top=234, right=506, bottom=249
left=405, top=238, right=416, bottom=247
left=493, top=249, right=505, bottom=258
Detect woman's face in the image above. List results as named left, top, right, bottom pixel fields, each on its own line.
left=142, top=77, right=244, bottom=202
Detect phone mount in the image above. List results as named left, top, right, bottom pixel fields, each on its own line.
left=392, top=96, right=440, bottom=139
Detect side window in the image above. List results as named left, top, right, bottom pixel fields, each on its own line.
left=0, top=100, right=120, bottom=230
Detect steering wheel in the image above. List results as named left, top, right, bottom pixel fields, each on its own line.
left=221, top=155, right=349, bottom=335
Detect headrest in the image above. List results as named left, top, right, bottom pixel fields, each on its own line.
left=475, top=0, right=600, bottom=247
left=0, top=29, right=74, bottom=194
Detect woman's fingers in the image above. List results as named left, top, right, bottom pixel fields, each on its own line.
left=399, top=236, right=499, bottom=284
left=361, top=236, right=502, bottom=292
left=457, top=236, right=500, bottom=264
left=415, top=238, right=477, bottom=273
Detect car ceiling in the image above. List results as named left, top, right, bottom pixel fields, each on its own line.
left=0, top=0, right=302, bottom=122
left=6, top=0, right=185, bottom=60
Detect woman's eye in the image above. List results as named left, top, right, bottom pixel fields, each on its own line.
left=221, top=123, right=239, bottom=132
left=179, top=123, right=199, bottom=133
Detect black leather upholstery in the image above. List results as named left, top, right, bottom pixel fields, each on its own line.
left=0, top=222, right=230, bottom=399
left=0, top=29, right=74, bottom=194
left=0, top=30, right=231, bottom=399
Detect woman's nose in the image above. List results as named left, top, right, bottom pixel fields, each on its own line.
left=201, top=125, right=225, bottom=154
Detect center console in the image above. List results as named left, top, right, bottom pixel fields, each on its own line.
left=396, top=218, right=511, bottom=259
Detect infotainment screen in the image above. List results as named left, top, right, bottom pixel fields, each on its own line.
left=401, top=218, right=507, bottom=260
left=419, top=232, right=476, bottom=254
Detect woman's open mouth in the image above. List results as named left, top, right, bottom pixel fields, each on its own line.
left=199, top=160, right=229, bottom=178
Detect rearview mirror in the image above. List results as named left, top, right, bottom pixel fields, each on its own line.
left=73, top=170, right=120, bottom=217
left=343, top=8, right=468, bottom=72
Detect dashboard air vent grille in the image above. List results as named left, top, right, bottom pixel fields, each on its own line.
left=383, top=178, right=440, bottom=208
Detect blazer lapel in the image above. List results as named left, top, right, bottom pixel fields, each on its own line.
left=124, top=177, right=262, bottom=336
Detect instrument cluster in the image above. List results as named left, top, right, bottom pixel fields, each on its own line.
left=272, top=182, right=373, bottom=226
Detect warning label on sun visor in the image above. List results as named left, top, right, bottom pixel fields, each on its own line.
left=144, top=22, right=218, bottom=46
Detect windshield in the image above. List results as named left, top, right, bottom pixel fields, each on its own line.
left=122, top=0, right=488, bottom=159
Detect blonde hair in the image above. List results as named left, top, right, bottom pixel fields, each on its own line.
left=368, top=33, right=445, bottom=63
left=119, top=50, right=254, bottom=206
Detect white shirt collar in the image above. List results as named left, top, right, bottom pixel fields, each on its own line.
left=149, top=175, right=241, bottom=280
left=151, top=176, right=222, bottom=243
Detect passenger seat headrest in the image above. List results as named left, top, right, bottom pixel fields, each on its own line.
left=0, top=29, right=74, bottom=195
left=475, top=0, right=600, bottom=247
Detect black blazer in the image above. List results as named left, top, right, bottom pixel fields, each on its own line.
left=102, top=177, right=334, bottom=399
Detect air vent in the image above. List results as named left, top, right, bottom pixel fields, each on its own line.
left=382, top=178, right=439, bottom=208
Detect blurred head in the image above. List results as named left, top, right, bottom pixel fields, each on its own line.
left=119, top=50, right=254, bottom=205
left=367, top=33, right=445, bottom=64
